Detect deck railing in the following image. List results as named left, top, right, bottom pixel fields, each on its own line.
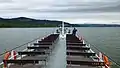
left=77, top=34, right=120, bottom=68
left=0, top=34, right=52, bottom=67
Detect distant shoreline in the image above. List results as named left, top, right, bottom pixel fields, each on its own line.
left=1, top=26, right=120, bottom=28
left=0, top=17, right=120, bottom=28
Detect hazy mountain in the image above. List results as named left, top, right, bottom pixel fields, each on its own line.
left=0, top=17, right=120, bottom=27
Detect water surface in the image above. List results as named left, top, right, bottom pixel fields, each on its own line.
left=0, top=27, right=120, bottom=67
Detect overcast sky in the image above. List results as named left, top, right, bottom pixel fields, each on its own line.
left=0, top=0, right=120, bottom=24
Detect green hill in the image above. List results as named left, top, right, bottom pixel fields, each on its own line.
left=0, top=17, right=120, bottom=27
left=0, top=17, right=70, bottom=28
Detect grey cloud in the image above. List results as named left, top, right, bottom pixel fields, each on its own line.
left=57, top=4, right=120, bottom=13
left=0, top=0, right=13, bottom=3
left=0, top=0, right=120, bottom=24
left=22, top=4, right=120, bottom=13
left=51, top=0, right=120, bottom=13
left=0, top=0, right=120, bottom=13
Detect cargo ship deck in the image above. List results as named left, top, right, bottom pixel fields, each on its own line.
left=2, top=33, right=106, bottom=68
left=1, top=23, right=112, bottom=68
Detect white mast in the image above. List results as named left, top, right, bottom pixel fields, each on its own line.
left=59, top=22, right=66, bottom=38
left=62, top=22, right=64, bottom=35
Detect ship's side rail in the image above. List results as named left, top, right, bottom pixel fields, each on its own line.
left=0, top=33, right=53, bottom=57
left=76, top=34, right=120, bottom=68
left=0, top=34, right=48, bottom=67
left=0, top=34, right=59, bottom=68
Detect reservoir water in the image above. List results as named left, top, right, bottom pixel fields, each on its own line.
left=0, top=27, right=120, bottom=67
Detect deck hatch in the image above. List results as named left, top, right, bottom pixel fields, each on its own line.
left=18, top=51, right=48, bottom=55
left=67, top=60, right=105, bottom=66
left=67, top=46, right=90, bottom=50
left=67, top=52, right=96, bottom=56
left=3, top=60, right=41, bottom=64
left=27, top=46, right=50, bottom=49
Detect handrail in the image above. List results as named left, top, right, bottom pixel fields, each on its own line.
left=84, top=39, right=120, bottom=68
left=78, top=34, right=120, bottom=68
left=0, top=33, right=58, bottom=68
left=0, top=36, right=43, bottom=67
left=0, top=37, right=41, bottom=56
left=0, top=33, right=53, bottom=56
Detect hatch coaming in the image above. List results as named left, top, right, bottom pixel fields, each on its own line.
left=66, top=34, right=105, bottom=68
